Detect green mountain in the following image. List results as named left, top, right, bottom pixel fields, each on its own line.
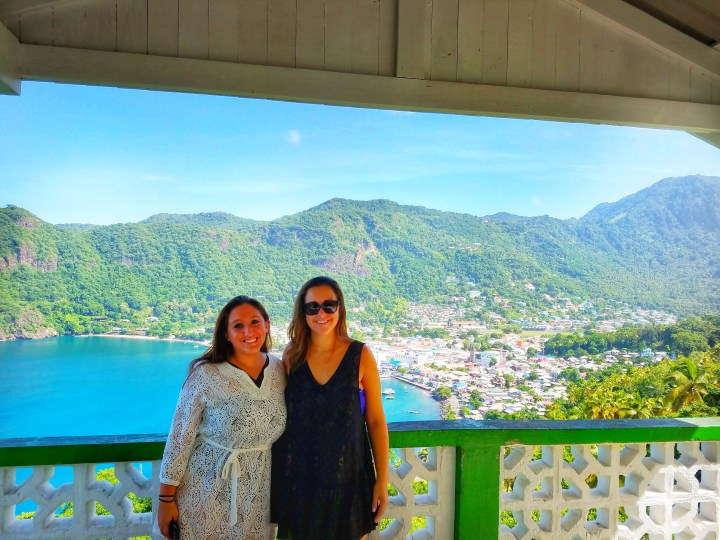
left=0, top=175, right=718, bottom=339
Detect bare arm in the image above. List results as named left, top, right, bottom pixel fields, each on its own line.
left=157, top=483, right=178, bottom=538
left=157, top=369, right=204, bottom=537
left=360, top=345, right=390, bottom=523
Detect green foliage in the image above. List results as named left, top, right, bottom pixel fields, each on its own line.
left=1, top=176, right=719, bottom=338
left=544, top=349, right=720, bottom=420
left=545, top=314, right=720, bottom=358
left=468, top=389, right=483, bottom=408
left=53, top=467, right=152, bottom=518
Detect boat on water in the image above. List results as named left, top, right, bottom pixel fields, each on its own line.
left=408, top=410, right=420, bottom=414
left=382, top=388, right=396, bottom=396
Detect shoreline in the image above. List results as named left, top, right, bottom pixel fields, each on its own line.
left=76, top=334, right=210, bottom=346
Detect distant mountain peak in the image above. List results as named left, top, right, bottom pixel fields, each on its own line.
left=582, top=175, right=720, bottom=231
left=141, top=211, right=264, bottom=229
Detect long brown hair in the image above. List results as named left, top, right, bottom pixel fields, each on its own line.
left=188, top=295, right=271, bottom=374
left=285, top=276, right=348, bottom=372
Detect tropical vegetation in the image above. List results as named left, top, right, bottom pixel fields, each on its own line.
left=1, top=175, right=719, bottom=341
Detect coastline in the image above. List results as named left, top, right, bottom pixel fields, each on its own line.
left=76, top=334, right=210, bottom=346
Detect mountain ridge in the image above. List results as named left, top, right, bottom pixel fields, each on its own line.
left=1, top=175, right=718, bottom=338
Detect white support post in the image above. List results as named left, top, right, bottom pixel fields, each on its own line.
left=0, top=22, right=20, bottom=95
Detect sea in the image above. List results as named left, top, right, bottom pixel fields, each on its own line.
left=0, top=336, right=440, bottom=440
left=1, top=336, right=441, bottom=514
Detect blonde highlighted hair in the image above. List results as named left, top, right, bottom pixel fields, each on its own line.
left=285, top=276, right=348, bottom=372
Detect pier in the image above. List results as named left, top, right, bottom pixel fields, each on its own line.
left=393, top=375, right=433, bottom=392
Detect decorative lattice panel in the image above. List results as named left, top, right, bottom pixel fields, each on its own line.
left=500, top=442, right=720, bottom=540
left=0, top=461, right=162, bottom=539
left=371, top=446, right=456, bottom=540
left=2, top=448, right=456, bottom=539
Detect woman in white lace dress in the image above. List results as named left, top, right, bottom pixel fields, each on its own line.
left=157, top=296, right=287, bottom=540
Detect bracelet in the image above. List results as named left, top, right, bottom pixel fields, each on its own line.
left=158, top=495, right=176, bottom=503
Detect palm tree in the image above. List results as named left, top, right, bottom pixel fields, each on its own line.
left=664, top=355, right=716, bottom=412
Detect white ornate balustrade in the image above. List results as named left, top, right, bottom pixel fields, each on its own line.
left=1, top=419, right=718, bottom=539
left=500, top=441, right=719, bottom=539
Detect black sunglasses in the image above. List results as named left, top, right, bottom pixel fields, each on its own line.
left=303, top=300, right=340, bottom=316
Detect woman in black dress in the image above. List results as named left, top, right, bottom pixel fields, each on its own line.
left=273, top=276, right=389, bottom=540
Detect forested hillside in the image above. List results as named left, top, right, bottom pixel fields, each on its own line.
left=1, top=175, right=718, bottom=339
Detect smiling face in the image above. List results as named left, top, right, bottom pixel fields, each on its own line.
left=225, top=303, right=269, bottom=358
left=304, top=284, right=341, bottom=337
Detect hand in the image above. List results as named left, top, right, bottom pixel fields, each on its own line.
left=157, top=500, right=179, bottom=539
left=371, top=479, right=389, bottom=523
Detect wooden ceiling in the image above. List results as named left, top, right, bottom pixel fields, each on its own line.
left=1, top=0, right=719, bottom=146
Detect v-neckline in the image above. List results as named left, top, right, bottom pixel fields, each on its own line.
left=306, top=341, right=352, bottom=387
left=226, top=354, right=269, bottom=388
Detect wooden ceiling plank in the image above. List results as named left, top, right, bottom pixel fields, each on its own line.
left=53, top=3, right=85, bottom=49
left=396, top=0, right=429, bottom=79
left=178, top=0, right=208, bottom=60
left=570, top=0, right=720, bottom=79
left=351, top=0, right=380, bottom=76
left=325, top=0, right=353, bottom=72
left=85, top=0, right=116, bottom=52
left=578, top=9, right=605, bottom=94
left=0, top=21, right=20, bottom=94
left=19, top=43, right=720, bottom=136
left=668, top=59, right=691, bottom=102
left=506, top=0, right=532, bottom=88
left=531, top=0, right=556, bottom=89
left=208, top=0, right=239, bottom=62
left=238, top=0, right=268, bottom=65
left=691, top=69, right=714, bottom=103
left=20, top=9, right=53, bottom=46
left=117, top=0, right=147, bottom=54
left=377, top=0, right=396, bottom=77
left=555, top=0, right=580, bottom=91
left=481, top=0, right=508, bottom=85
left=295, top=0, right=324, bottom=70
left=430, top=0, right=459, bottom=82
left=456, top=0, right=483, bottom=84
left=268, top=0, right=296, bottom=68
left=148, top=0, right=178, bottom=57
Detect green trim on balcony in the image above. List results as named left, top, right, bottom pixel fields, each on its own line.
left=2, top=418, right=719, bottom=540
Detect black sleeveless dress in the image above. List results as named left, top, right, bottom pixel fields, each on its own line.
left=272, top=340, right=377, bottom=540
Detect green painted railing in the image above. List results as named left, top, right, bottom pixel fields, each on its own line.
left=2, top=418, right=719, bottom=539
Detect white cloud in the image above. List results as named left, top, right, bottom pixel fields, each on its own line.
left=286, top=130, right=301, bottom=145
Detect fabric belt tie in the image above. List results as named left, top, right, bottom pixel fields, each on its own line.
left=200, top=435, right=270, bottom=527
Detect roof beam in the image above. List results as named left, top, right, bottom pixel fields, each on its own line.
left=0, top=0, right=83, bottom=17
left=19, top=44, right=720, bottom=136
left=569, top=0, right=720, bottom=79
left=691, top=132, right=720, bottom=148
left=0, top=21, right=20, bottom=94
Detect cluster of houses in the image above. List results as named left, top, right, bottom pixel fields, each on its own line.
left=367, top=333, right=671, bottom=419
left=344, top=293, right=677, bottom=418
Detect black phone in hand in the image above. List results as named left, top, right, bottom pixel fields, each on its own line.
left=169, top=519, right=180, bottom=540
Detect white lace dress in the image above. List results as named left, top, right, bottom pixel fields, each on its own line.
left=159, top=355, right=287, bottom=540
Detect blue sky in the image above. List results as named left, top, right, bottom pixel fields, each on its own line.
left=1, top=82, right=718, bottom=225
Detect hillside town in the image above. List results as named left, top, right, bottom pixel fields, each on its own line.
left=345, top=293, right=678, bottom=419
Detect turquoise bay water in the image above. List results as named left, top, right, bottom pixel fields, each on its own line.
left=2, top=336, right=440, bottom=515
left=0, top=336, right=440, bottom=440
